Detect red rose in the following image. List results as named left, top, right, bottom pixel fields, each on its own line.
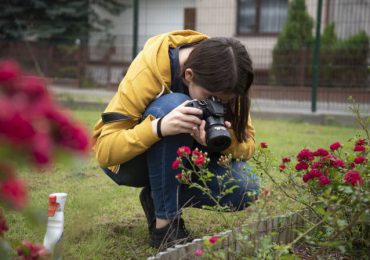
left=260, top=142, right=268, bottom=149
left=175, top=173, right=183, bottom=180
left=354, top=145, right=366, bottom=152
left=354, top=156, right=366, bottom=164
left=194, top=155, right=206, bottom=167
left=209, top=236, right=218, bottom=244
left=318, top=175, right=330, bottom=186
left=282, top=157, right=291, bottom=163
left=309, top=169, right=322, bottom=177
left=295, top=161, right=309, bottom=171
left=348, top=162, right=355, bottom=169
left=355, top=139, right=366, bottom=146
left=279, top=164, right=286, bottom=170
left=313, top=148, right=329, bottom=157
left=344, top=170, right=364, bottom=186
left=0, top=177, right=27, bottom=209
left=192, top=149, right=202, bottom=157
left=297, top=149, right=314, bottom=162
left=311, top=161, right=323, bottom=169
left=329, top=141, right=342, bottom=151
left=332, top=159, right=346, bottom=169
left=171, top=159, right=181, bottom=169
left=177, top=146, right=191, bottom=156
left=302, top=174, right=313, bottom=183
left=321, top=155, right=339, bottom=167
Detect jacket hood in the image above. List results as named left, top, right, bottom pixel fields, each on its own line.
left=141, top=30, right=208, bottom=89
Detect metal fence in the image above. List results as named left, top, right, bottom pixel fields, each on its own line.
left=1, top=0, right=369, bottom=113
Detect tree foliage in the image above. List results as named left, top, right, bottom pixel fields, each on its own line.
left=270, top=0, right=314, bottom=86
left=0, top=0, right=128, bottom=42
left=275, top=0, right=314, bottom=50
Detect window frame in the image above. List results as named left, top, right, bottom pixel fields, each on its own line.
left=236, top=0, right=287, bottom=36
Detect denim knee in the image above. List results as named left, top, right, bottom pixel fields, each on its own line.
left=219, top=164, right=260, bottom=211
left=144, top=93, right=190, bottom=118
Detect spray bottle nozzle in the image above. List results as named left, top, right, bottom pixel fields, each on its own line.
left=48, top=195, right=59, bottom=217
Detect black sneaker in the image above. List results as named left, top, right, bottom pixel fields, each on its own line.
left=150, top=217, right=193, bottom=249
left=139, top=186, right=156, bottom=234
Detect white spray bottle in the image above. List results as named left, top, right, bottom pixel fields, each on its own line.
left=43, top=192, right=67, bottom=260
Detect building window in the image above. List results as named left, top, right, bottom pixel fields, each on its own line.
left=237, top=0, right=288, bottom=34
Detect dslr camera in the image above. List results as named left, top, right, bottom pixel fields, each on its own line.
left=186, top=96, right=231, bottom=152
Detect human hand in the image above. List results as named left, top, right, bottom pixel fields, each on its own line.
left=157, top=100, right=203, bottom=137
left=191, top=120, right=231, bottom=146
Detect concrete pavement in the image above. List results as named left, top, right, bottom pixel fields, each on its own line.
left=50, top=85, right=369, bottom=126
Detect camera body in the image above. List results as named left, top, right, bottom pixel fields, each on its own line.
left=186, top=96, right=231, bottom=152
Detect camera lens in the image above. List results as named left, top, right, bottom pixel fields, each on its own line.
left=206, top=126, right=231, bottom=152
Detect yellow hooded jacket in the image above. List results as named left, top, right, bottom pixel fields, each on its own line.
left=92, top=30, right=256, bottom=172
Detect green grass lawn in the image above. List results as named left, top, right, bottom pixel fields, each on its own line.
left=5, top=109, right=360, bottom=259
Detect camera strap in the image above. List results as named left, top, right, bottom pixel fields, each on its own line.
left=169, top=47, right=187, bottom=94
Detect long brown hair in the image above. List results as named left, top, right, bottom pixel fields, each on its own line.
left=181, top=37, right=254, bottom=142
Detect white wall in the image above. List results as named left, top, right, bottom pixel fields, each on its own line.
left=88, top=0, right=195, bottom=84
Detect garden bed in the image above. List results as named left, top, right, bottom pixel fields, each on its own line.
left=148, top=209, right=316, bottom=260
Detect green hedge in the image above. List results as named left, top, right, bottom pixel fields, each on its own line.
left=270, top=0, right=369, bottom=88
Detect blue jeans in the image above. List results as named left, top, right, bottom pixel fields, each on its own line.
left=103, top=93, right=259, bottom=219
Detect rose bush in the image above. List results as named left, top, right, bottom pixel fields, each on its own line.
left=0, top=60, right=90, bottom=259
left=254, top=126, right=369, bottom=257
left=173, top=101, right=368, bottom=258
left=172, top=146, right=242, bottom=215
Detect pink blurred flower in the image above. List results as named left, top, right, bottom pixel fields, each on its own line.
left=194, top=248, right=203, bottom=256
left=1, top=112, right=36, bottom=144
left=19, top=76, right=47, bottom=100
left=0, top=60, right=21, bottom=84
left=58, top=123, right=90, bottom=153
left=16, top=240, right=49, bottom=260
left=0, top=177, right=27, bottom=209
left=31, top=133, right=53, bottom=166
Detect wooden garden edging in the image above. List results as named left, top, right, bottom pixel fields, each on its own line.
left=147, top=209, right=317, bottom=260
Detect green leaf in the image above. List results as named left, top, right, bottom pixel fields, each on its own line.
left=224, top=185, right=239, bottom=195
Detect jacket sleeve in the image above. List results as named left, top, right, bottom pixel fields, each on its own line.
left=221, top=113, right=256, bottom=160
left=93, top=69, right=162, bottom=167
